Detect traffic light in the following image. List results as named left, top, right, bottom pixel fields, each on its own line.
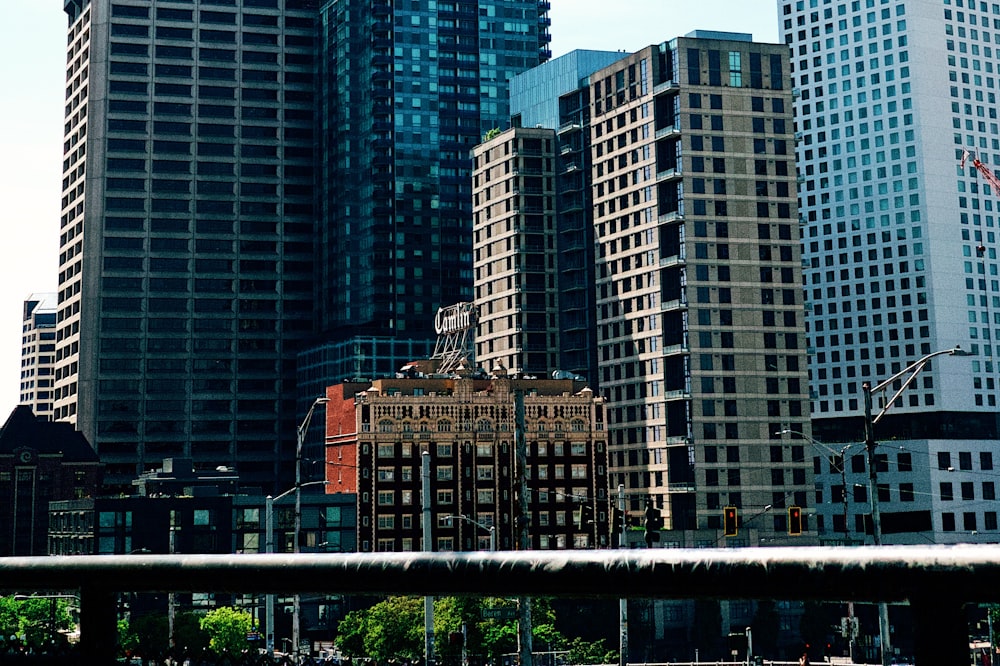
left=723, top=506, right=738, bottom=537
left=577, top=503, right=594, bottom=531
left=788, top=506, right=802, bottom=536
left=611, top=506, right=623, bottom=534
left=643, top=498, right=661, bottom=547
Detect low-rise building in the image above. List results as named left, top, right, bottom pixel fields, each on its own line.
left=325, top=361, right=610, bottom=552
left=0, top=405, right=101, bottom=556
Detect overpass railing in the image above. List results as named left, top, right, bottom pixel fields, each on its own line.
left=1, top=545, right=999, bottom=663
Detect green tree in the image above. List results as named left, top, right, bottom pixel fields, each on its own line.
left=0, top=596, right=73, bottom=651
left=335, top=607, right=368, bottom=657
left=562, top=636, right=617, bottom=665
left=200, top=606, right=253, bottom=655
left=477, top=598, right=520, bottom=659
left=127, top=613, right=169, bottom=655
left=483, top=128, right=502, bottom=141
left=336, top=596, right=582, bottom=664
left=359, top=596, right=425, bottom=661
left=173, top=610, right=210, bottom=653
left=118, top=618, right=139, bottom=655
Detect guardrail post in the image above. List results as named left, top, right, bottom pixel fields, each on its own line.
left=79, top=585, right=118, bottom=661
left=911, top=594, right=967, bottom=665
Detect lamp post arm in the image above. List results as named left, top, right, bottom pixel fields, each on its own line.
left=868, top=347, right=964, bottom=425
left=445, top=514, right=496, bottom=550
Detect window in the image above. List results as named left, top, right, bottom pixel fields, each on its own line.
left=940, top=482, right=954, bottom=501
left=937, top=451, right=952, bottom=470
left=942, top=513, right=956, bottom=532
left=982, top=452, right=994, bottom=471
left=436, top=490, right=454, bottom=505
left=959, top=451, right=973, bottom=471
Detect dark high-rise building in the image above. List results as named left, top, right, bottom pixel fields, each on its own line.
left=56, top=0, right=320, bottom=493
left=54, top=0, right=551, bottom=494
left=304, top=0, right=552, bottom=387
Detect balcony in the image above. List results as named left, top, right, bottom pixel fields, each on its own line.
left=655, top=124, right=681, bottom=140
left=653, top=79, right=680, bottom=95
left=0, top=547, right=995, bottom=663
left=656, top=166, right=682, bottom=183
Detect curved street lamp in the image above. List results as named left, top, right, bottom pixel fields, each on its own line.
left=861, top=346, right=969, bottom=666
left=444, top=514, right=497, bottom=552
left=263, top=396, right=330, bottom=658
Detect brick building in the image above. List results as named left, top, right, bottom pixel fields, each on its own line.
left=324, top=362, right=610, bottom=552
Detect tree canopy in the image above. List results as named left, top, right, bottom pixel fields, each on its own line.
left=335, top=596, right=612, bottom=664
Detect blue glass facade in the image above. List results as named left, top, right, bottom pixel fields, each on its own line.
left=505, top=50, right=621, bottom=386
left=316, top=1, right=551, bottom=364
left=510, top=49, right=622, bottom=129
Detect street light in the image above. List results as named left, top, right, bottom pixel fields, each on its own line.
left=777, top=429, right=857, bottom=544
left=862, top=346, right=969, bottom=666
left=264, top=479, right=329, bottom=656
left=293, top=396, right=330, bottom=659
left=263, top=393, right=330, bottom=658
left=445, top=514, right=497, bottom=552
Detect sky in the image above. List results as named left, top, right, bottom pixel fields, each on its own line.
left=0, top=0, right=780, bottom=420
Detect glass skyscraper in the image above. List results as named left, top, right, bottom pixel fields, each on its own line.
left=311, top=0, right=552, bottom=382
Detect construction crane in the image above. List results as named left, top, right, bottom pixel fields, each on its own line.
left=961, top=150, right=1000, bottom=193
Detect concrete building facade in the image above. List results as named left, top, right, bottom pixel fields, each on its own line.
left=783, top=0, right=1000, bottom=544
left=56, top=0, right=321, bottom=493
left=20, top=294, right=58, bottom=421
left=586, top=36, right=812, bottom=542
left=472, top=127, right=561, bottom=378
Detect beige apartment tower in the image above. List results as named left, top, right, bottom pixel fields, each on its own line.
left=477, top=35, right=814, bottom=544
left=472, top=128, right=561, bottom=379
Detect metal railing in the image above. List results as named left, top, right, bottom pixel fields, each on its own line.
left=1, top=545, right=999, bottom=662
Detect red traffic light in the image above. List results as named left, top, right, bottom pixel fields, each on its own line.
left=723, top=506, right=738, bottom=537
left=788, top=506, right=802, bottom=536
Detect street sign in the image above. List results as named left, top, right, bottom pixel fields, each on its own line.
left=481, top=606, right=517, bottom=620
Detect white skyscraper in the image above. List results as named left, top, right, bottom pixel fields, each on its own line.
left=784, top=0, right=1000, bottom=543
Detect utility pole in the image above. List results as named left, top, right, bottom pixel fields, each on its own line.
left=618, top=484, right=628, bottom=666
left=861, top=347, right=968, bottom=666
left=265, top=495, right=275, bottom=657
left=422, top=450, right=435, bottom=666
left=863, top=381, right=892, bottom=666
left=838, top=445, right=851, bottom=542
left=168, top=511, right=176, bottom=649
left=515, top=389, right=533, bottom=666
